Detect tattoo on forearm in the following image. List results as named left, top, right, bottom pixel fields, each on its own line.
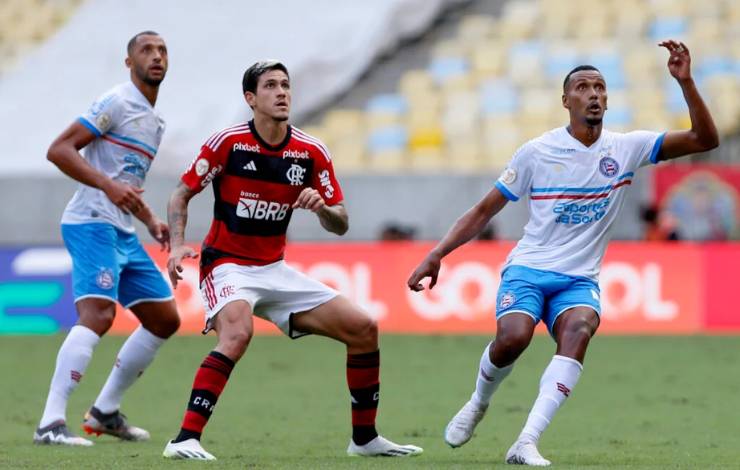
left=168, top=185, right=192, bottom=246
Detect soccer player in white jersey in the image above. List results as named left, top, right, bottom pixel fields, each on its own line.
left=408, top=40, right=718, bottom=466
left=34, top=32, right=180, bottom=446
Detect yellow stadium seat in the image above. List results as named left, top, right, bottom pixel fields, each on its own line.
left=457, top=14, right=496, bottom=42
left=408, top=126, right=444, bottom=150
left=470, top=40, right=506, bottom=77
left=399, top=70, right=435, bottom=96
left=322, top=110, right=364, bottom=136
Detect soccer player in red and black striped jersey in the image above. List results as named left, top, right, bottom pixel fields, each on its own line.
left=161, top=61, right=422, bottom=460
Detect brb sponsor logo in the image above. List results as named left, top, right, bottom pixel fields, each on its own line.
left=233, top=142, right=260, bottom=153
left=318, top=170, right=335, bottom=198
left=237, top=192, right=289, bottom=221
left=554, top=199, right=610, bottom=224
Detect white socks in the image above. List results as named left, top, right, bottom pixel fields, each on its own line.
left=93, top=326, right=165, bottom=414
left=519, top=355, right=583, bottom=444
left=471, top=342, right=514, bottom=408
left=39, top=325, right=100, bottom=428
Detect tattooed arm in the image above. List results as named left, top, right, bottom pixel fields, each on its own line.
left=166, top=182, right=199, bottom=288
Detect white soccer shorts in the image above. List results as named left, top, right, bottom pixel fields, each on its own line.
left=200, top=261, right=338, bottom=338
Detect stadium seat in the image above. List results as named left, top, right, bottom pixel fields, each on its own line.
left=428, top=57, right=469, bottom=85
left=367, top=125, right=407, bottom=154
left=306, top=0, right=738, bottom=173
left=649, top=17, right=688, bottom=42
left=480, top=79, right=519, bottom=116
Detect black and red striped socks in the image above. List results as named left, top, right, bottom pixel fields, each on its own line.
left=173, top=351, right=234, bottom=443
left=346, top=350, right=380, bottom=445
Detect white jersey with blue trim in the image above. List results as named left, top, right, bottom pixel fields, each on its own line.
left=495, top=126, right=665, bottom=281
left=61, top=81, right=165, bottom=233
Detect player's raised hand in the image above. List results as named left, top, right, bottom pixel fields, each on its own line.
left=407, top=253, right=442, bottom=291
left=659, top=40, right=691, bottom=81
left=147, top=217, right=170, bottom=252
left=102, top=179, right=145, bottom=214
left=167, top=245, right=198, bottom=288
left=292, top=187, right=325, bottom=213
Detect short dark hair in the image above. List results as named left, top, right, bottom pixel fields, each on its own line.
left=563, top=65, right=601, bottom=91
left=242, top=61, right=289, bottom=94
left=127, top=30, right=160, bottom=56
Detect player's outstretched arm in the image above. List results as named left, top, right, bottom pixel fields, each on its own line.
left=292, top=187, right=349, bottom=235
left=407, top=186, right=508, bottom=291
left=656, top=40, right=719, bottom=161
left=47, top=121, right=146, bottom=214
left=166, top=182, right=199, bottom=287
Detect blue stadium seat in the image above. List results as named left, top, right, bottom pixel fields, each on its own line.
left=480, top=79, right=519, bottom=115
left=664, top=80, right=688, bottom=113
left=428, top=57, right=469, bottom=85
left=585, top=52, right=626, bottom=89
left=604, top=107, right=632, bottom=127
left=699, top=56, right=734, bottom=78
left=366, top=93, right=407, bottom=115
left=649, top=17, right=687, bottom=42
left=545, top=50, right=582, bottom=80
left=367, top=125, right=408, bottom=153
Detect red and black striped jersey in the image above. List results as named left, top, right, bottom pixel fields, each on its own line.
left=182, top=120, right=344, bottom=279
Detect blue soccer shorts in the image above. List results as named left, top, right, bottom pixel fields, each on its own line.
left=495, top=265, right=601, bottom=336
left=62, top=223, right=173, bottom=308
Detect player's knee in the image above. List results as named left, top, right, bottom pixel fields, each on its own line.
left=84, top=310, right=116, bottom=335
left=495, top=329, right=532, bottom=355
left=348, top=314, right=378, bottom=350
left=221, top=328, right=252, bottom=360
left=560, top=318, right=595, bottom=346
left=154, top=314, right=180, bottom=338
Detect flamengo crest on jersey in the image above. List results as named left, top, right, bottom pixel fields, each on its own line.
left=494, top=127, right=665, bottom=280
left=181, top=121, right=343, bottom=278
left=61, top=81, right=165, bottom=233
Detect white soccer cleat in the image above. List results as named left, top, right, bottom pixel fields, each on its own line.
left=33, top=420, right=94, bottom=446
left=163, top=438, right=217, bottom=460
left=444, top=399, right=488, bottom=448
left=347, top=435, right=423, bottom=457
left=505, top=440, right=551, bottom=466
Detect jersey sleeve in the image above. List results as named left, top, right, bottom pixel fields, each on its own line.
left=494, top=142, right=535, bottom=202
left=181, top=143, right=228, bottom=193
left=78, top=91, right=124, bottom=136
left=622, top=130, right=666, bottom=169
left=310, top=144, right=344, bottom=205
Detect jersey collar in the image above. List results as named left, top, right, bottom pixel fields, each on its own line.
left=560, top=126, right=606, bottom=151
left=248, top=119, right=292, bottom=152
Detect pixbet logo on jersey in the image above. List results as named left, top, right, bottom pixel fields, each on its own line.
left=233, top=142, right=260, bottom=153
left=283, top=149, right=309, bottom=159
left=236, top=198, right=290, bottom=221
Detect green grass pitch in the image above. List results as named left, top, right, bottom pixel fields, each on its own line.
left=1, top=334, right=739, bottom=469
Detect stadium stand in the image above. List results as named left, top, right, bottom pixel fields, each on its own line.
left=307, top=0, right=740, bottom=173
left=0, top=0, right=82, bottom=76
left=0, top=0, right=735, bottom=243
